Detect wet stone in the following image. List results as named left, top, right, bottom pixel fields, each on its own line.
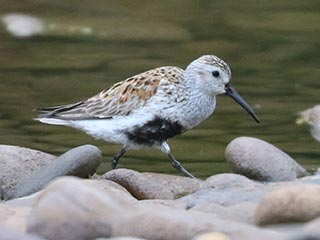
left=225, top=137, right=308, bottom=182
left=26, top=176, right=285, bottom=240
left=177, top=186, right=266, bottom=208
left=255, top=185, right=320, bottom=225
left=0, top=203, right=31, bottom=232
left=0, top=225, right=46, bottom=240
left=26, top=177, right=119, bottom=240
left=100, top=168, right=209, bottom=200
left=0, top=145, right=56, bottom=200
left=9, top=145, right=101, bottom=199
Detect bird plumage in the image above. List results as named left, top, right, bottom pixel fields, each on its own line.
left=36, top=55, right=259, bottom=178
left=38, top=66, right=184, bottom=120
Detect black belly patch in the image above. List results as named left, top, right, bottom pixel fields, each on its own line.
left=125, top=117, right=184, bottom=146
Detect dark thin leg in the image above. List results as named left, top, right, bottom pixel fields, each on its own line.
left=111, top=146, right=127, bottom=169
left=161, top=142, right=195, bottom=178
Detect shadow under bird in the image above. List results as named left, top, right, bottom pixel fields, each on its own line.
left=36, top=55, right=259, bottom=178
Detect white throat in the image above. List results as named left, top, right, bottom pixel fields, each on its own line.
left=176, top=71, right=217, bottom=129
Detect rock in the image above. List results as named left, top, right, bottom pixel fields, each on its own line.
left=0, top=204, right=31, bottom=232
left=260, top=223, right=320, bottom=240
left=117, top=207, right=285, bottom=240
left=95, top=238, right=146, bottom=240
left=5, top=192, right=41, bottom=208
left=197, top=174, right=263, bottom=221
left=26, top=176, right=121, bottom=240
left=286, top=233, right=320, bottom=240
left=177, top=185, right=266, bottom=208
left=192, top=232, right=230, bottom=240
left=7, top=179, right=136, bottom=207
left=225, top=137, right=308, bottom=182
left=99, top=168, right=208, bottom=200
left=206, top=173, right=262, bottom=189
left=81, top=179, right=137, bottom=204
left=257, top=223, right=304, bottom=236
left=190, top=202, right=258, bottom=224
left=9, top=145, right=101, bottom=199
left=139, top=199, right=188, bottom=210
left=0, top=225, right=45, bottom=240
left=0, top=145, right=56, bottom=200
left=294, top=175, right=320, bottom=185
left=27, top=176, right=285, bottom=240
left=255, top=185, right=320, bottom=225
left=304, top=217, right=320, bottom=235
left=296, top=105, right=320, bottom=142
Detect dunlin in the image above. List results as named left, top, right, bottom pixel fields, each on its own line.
left=36, top=55, right=259, bottom=178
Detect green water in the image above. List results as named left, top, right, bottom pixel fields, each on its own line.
left=0, top=1, right=319, bottom=178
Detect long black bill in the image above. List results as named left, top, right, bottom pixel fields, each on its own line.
left=225, top=84, right=260, bottom=123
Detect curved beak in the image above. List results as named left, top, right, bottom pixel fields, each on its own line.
left=225, top=84, right=260, bottom=123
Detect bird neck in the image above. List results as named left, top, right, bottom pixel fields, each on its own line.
left=183, top=64, right=199, bottom=88
left=178, top=70, right=217, bottom=129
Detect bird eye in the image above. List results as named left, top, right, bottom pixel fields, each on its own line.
left=212, top=71, right=220, bottom=77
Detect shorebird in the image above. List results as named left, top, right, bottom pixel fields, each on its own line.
left=36, top=55, right=259, bottom=178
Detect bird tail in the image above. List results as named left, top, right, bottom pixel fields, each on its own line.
left=36, top=101, right=84, bottom=117
left=34, top=101, right=84, bottom=125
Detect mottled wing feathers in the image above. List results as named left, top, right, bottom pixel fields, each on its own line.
left=38, top=66, right=184, bottom=120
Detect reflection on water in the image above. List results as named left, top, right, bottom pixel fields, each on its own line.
left=0, top=1, right=319, bottom=178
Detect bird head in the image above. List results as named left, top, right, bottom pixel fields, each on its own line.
left=185, top=55, right=260, bottom=123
